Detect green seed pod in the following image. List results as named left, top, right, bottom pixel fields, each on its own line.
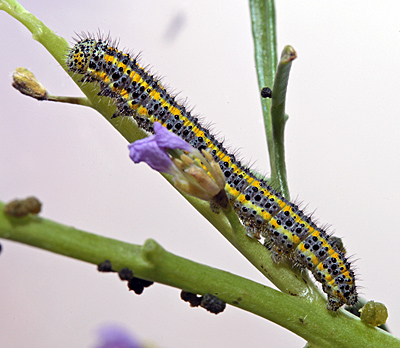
left=360, top=301, right=388, bottom=326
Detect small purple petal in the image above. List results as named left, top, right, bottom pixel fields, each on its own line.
left=95, top=325, right=142, bottom=348
left=128, top=122, right=193, bottom=173
left=128, top=136, right=173, bottom=173
left=153, top=122, right=192, bottom=152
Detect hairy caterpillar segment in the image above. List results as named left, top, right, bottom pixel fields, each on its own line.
left=67, top=37, right=357, bottom=311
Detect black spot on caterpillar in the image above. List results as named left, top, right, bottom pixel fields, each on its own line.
left=66, top=35, right=357, bottom=311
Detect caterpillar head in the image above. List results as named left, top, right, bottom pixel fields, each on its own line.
left=67, top=38, right=97, bottom=74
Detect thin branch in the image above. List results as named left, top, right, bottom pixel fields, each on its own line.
left=0, top=201, right=398, bottom=347
left=249, top=0, right=278, bottom=184
left=270, top=45, right=297, bottom=198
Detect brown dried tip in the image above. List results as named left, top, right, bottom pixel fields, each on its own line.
left=4, top=196, right=42, bottom=217
left=12, top=67, right=48, bottom=100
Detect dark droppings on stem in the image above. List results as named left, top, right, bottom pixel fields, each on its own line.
left=97, top=260, right=114, bottom=272
left=127, top=277, right=154, bottom=294
left=261, top=86, right=272, bottom=98
left=97, top=260, right=154, bottom=294
left=181, top=291, right=202, bottom=307
left=201, top=294, right=226, bottom=314
left=118, top=267, right=134, bottom=280
left=181, top=291, right=226, bottom=314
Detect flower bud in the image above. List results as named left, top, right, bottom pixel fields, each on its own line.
left=12, top=67, right=47, bottom=100
left=128, top=122, right=227, bottom=203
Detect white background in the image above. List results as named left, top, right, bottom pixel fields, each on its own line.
left=1, top=1, right=400, bottom=347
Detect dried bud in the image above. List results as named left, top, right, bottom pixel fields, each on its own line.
left=4, top=196, right=42, bottom=217
left=12, top=67, right=47, bottom=100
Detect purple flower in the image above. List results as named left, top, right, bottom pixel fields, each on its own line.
left=128, top=122, right=226, bottom=202
left=128, top=122, right=192, bottom=173
left=94, top=324, right=142, bottom=348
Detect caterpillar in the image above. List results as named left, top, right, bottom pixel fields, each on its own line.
left=66, top=35, right=358, bottom=311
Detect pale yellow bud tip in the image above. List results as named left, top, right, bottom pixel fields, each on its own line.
left=12, top=67, right=48, bottom=100
left=201, top=149, right=226, bottom=188
left=171, top=149, right=227, bottom=202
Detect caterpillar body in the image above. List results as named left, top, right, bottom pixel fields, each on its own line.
left=66, top=36, right=357, bottom=311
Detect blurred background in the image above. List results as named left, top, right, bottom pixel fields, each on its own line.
left=1, top=1, right=400, bottom=347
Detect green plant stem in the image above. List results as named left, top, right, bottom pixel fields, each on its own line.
left=47, top=95, right=92, bottom=107
left=249, top=0, right=293, bottom=199
left=0, top=202, right=398, bottom=348
left=270, top=45, right=297, bottom=198
left=0, top=0, right=68, bottom=63
left=249, top=0, right=278, bottom=181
